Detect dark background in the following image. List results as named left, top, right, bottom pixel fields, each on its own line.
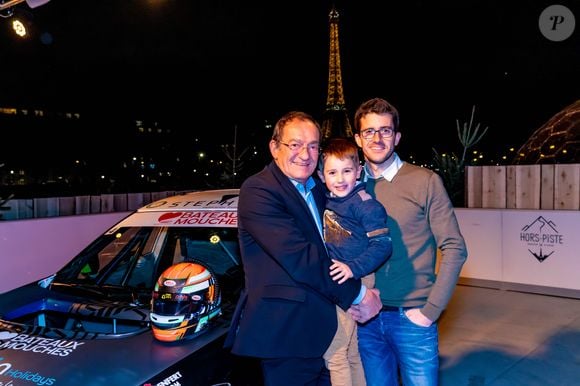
left=1, top=0, right=578, bottom=172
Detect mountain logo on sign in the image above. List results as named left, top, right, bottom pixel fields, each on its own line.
left=520, top=216, right=562, bottom=263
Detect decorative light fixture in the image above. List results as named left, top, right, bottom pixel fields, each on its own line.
left=11, top=17, right=26, bottom=36
left=1, top=0, right=50, bottom=39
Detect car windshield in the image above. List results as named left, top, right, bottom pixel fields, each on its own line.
left=53, top=226, right=241, bottom=293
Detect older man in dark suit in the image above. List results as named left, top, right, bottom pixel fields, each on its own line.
left=225, top=111, right=382, bottom=386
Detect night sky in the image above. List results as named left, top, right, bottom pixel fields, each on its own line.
left=1, top=0, right=578, bottom=161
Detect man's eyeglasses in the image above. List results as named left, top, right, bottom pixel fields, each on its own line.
left=360, top=127, right=395, bottom=140
left=277, top=141, right=320, bottom=153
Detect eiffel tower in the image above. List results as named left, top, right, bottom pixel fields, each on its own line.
left=321, top=6, right=353, bottom=143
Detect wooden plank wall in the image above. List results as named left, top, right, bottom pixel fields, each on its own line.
left=482, top=166, right=506, bottom=208
left=3, top=166, right=578, bottom=219
left=466, top=164, right=580, bottom=210
left=2, top=191, right=182, bottom=220
left=541, top=165, right=555, bottom=209
left=555, top=164, right=580, bottom=209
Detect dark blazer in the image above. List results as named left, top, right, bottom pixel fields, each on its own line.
left=225, top=161, right=361, bottom=358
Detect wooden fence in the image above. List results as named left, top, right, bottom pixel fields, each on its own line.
left=0, top=191, right=186, bottom=220
left=466, top=164, right=580, bottom=210
left=2, top=164, right=579, bottom=219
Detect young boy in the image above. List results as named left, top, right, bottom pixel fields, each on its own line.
left=318, top=137, right=393, bottom=386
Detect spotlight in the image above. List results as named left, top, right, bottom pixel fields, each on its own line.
left=5, top=7, right=33, bottom=38
left=11, top=17, right=26, bottom=37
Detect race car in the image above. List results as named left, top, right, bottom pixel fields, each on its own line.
left=0, top=189, right=262, bottom=386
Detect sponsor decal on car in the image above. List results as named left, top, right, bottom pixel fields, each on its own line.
left=143, top=370, right=182, bottom=386
left=0, top=356, right=57, bottom=386
left=0, top=330, right=84, bottom=357
left=145, top=194, right=239, bottom=210
left=156, top=212, right=237, bottom=226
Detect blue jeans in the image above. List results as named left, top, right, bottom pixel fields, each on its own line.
left=357, top=308, right=439, bottom=386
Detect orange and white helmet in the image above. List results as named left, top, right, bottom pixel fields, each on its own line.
left=150, top=262, right=221, bottom=342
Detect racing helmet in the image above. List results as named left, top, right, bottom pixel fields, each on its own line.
left=150, top=262, right=221, bottom=342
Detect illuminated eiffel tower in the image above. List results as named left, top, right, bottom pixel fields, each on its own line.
left=321, top=6, right=353, bottom=143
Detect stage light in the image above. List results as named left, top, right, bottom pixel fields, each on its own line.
left=11, top=17, right=28, bottom=37
left=6, top=8, right=32, bottom=38
left=1, top=0, right=49, bottom=38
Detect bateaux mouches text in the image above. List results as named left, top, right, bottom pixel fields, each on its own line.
left=157, top=211, right=237, bottom=226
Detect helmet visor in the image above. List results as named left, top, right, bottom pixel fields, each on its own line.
left=152, top=292, right=204, bottom=316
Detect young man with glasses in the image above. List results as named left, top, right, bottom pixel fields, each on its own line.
left=225, top=111, right=382, bottom=386
left=350, top=98, right=468, bottom=386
